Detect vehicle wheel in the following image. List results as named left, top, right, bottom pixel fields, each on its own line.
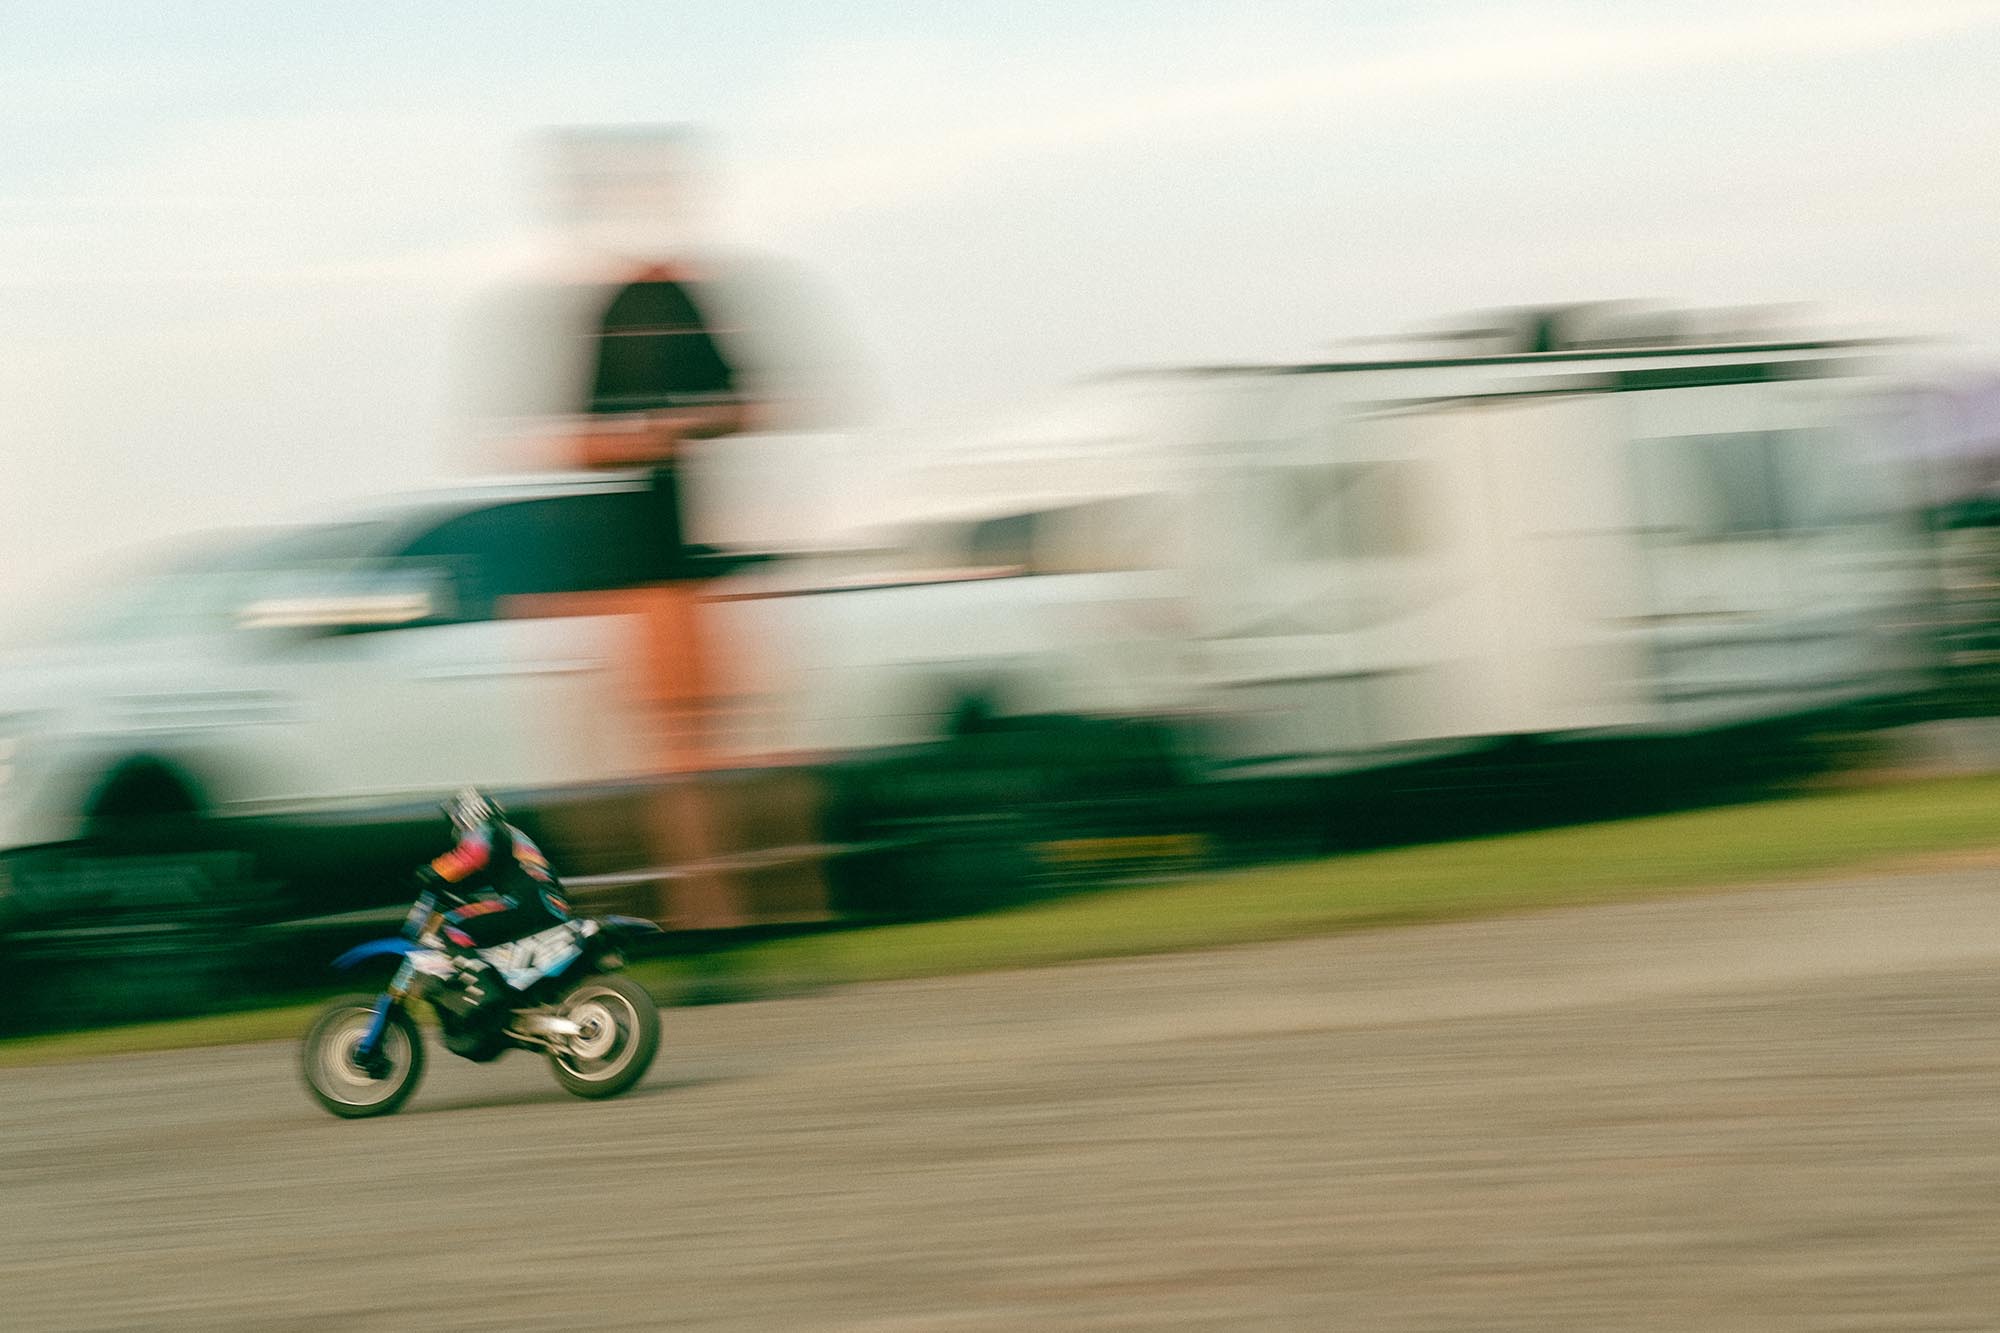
left=548, top=974, right=659, bottom=1100
left=300, top=994, right=425, bottom=1119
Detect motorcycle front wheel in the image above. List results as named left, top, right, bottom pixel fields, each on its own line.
left=301, top=993, right=426, bottom=1119
left=548, top=973, right=659, bottom=1100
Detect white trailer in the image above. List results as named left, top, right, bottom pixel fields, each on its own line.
left=818, top=333, right=1932, bottom=780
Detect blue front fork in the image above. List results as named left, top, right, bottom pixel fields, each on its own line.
left=355, top=959, right=414, bottom=1061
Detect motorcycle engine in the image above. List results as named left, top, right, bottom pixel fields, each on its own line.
left=441, top=1024, right=511, bottom=1063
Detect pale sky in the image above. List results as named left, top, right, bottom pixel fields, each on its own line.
left=3, top=0, right=1999, bottom=621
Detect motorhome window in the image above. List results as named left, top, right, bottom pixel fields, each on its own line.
left=965, top=513, right=1034, bottom=571
left=1030, top=498, right=1159, bottom=574
left=1263, top=462, right=1433, bottom=561
left=1340, top=462, right=1431, bottom=558
left=1778, top=426, right=1876, bottom=528
left=883, top=504, right=1152, bottom=581
left=1636, top=433, right=1789, bottom=540
left=894, top=521, right=974, bottom=572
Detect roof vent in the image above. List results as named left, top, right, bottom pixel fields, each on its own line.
left=1398, top=301, right=1809, bottom=355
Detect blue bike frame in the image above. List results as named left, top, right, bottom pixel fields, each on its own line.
left=336, top=917, right=660, bottom=1060
left=335, top=938, right=423, bottom=1061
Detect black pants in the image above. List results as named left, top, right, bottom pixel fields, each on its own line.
left=442, top=895, right=566, bottom=951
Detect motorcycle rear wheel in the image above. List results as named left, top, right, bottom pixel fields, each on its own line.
left=301, top=993, right=426, bottom=1119
left=548, top=973, right=659, bottom=1100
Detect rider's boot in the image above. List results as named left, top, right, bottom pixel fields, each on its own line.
left=442, top=941, right=509, bottom=1022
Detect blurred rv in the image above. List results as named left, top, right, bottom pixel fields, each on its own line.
left=827, top=308, right=1934, bottom=791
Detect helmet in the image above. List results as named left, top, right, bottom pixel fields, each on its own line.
left=443, top=787, right=500, bottom=833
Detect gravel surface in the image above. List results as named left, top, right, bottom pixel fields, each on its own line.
left=4, top=871, right=1999, bottom=1330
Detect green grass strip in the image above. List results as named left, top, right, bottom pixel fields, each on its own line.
left=683, top=772, right=2000, bottom=988
left=0, top=1001, right=327, bottom=1069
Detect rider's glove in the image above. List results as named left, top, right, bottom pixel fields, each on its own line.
left=400, top=889, right=438, bottom=942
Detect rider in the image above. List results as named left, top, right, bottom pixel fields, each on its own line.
left=403, top=788, right=572, bottom=1004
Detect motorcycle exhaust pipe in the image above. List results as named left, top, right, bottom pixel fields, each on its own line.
left=509, top=1013, right=584, bottom=1042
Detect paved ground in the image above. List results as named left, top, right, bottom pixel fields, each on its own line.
left=4, top=871, right=2000, bottom=1330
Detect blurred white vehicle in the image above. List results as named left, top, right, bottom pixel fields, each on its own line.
left=877, top=324, right=1937, bottom=780
left=0, top=478, right=670, bottom=913
left=0, top=321, right=1941, bottom=925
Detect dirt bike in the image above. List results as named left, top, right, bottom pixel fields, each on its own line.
left=300, top=907, right=664, bottom=1119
